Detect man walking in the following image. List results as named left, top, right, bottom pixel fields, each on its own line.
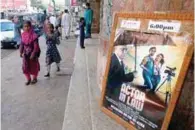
left=40, top=10, right=47, bottom=26
left=56, top=12, right=63, bottom=40
left=61, top=9, right=71, bottom=39
left=84, top=3, right=93, bottom=38
left=13, top=16, right=22, bottom=48
left=49, top=14, right=57, bottom=27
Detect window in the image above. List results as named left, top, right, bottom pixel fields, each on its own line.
left=1, top=22, right=14, bottom=32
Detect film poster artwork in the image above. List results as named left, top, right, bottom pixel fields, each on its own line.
left=103, top=20, right=193, bottom=130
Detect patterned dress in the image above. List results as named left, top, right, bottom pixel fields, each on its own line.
left=45, top=32, right=61, bottom=65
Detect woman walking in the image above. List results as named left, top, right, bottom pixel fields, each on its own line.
left=44, top=23, right=61, bottom=77
left=20, top=21, right=40, bottom=85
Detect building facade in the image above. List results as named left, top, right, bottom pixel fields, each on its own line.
left=1, top=0, right=28, bottom=10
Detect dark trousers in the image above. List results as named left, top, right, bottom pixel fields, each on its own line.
left=80, top=34, right=85, bottom=48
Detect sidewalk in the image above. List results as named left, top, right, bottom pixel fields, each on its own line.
left=1, top=34, right=125, bottom=130
left=62, top=34, right=125, bottom=130
left=1, top=37, right=76, bottom=130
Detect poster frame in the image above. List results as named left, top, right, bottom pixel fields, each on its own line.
left=100, top=12, right=194, bottom=130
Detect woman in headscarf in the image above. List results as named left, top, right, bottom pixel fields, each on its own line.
left=20, top=21, right=41, bottom=85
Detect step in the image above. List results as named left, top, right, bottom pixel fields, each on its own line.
left=62, top=35, right=125, bottom=130
left=61, top=43, right=92, bottom=130
left=85, top=37, right=126, bottom=130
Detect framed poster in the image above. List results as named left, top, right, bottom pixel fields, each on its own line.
left=100, top=13, right=194, bottom=130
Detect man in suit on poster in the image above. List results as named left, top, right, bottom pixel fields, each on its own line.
left=106, top=45, right=136, bottom=101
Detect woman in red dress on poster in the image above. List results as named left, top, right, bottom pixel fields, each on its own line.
left=20, top=21, right=40, bottom=85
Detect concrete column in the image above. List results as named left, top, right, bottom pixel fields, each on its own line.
left=65, top=0, right=71, bottom=10
left=88, top=0, right=100, bottom=33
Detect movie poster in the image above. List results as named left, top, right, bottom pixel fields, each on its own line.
left=101, top=14, right=194, bottom=130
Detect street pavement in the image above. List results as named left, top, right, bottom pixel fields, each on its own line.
left=1, top=36, right=76, bottom=130
left=1, top=49, right=17, bottom=59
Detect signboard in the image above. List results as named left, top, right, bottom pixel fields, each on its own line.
left=71, top=0, right=77, bottom=6
left=48, top=4, right=54, bottom=12
left=100, top=13, right=194, bottom=130
left=1, top=0, right=27, bottom=10
left=148, top=20, right=181, bottom=32
left=120, top=20, right=141, bottom=30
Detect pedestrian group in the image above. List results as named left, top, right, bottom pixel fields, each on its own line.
left=18, top=2, right=94, bottom=85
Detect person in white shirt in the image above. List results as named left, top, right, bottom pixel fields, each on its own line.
left=61, top=9, right=71, bottom=39
left=49, top=14, right=57, bottom=27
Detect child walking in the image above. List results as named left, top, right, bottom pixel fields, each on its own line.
left=44, top=23, right=62, bottom=77
left=20, top=21, right=40, bottom=85
left=79, top=17, right=85, bottom=49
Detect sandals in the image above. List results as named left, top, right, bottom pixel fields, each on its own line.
left=57, top=67, right=60, bottom=72
left=31, top=79, right=38, bottom=84
left=25, top=80, right=31, bottom=86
